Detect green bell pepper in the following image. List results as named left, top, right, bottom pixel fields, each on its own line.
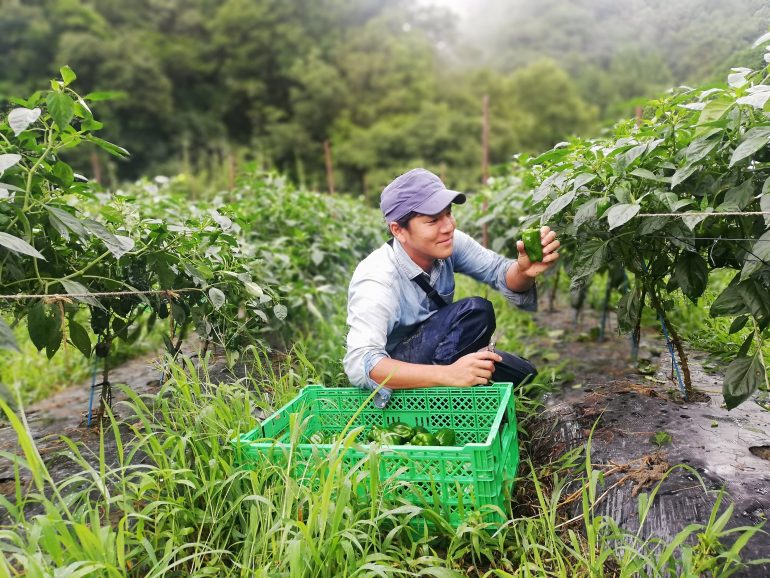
left=387, top=422, right=414, bottom=442
left=409, top=432, right=436, bottom=446
left=433, top=428, right=457, bottom=446
left=521, top=228, right=543, bottom=262
left=366, top=425, right=386, bottom=443
left=379, top=431, right=404, bottom=445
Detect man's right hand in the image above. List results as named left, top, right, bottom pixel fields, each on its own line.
left=441, top=350, right=502, bottom=386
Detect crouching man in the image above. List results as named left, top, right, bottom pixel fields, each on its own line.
left=344, top=168, right=560, bottom=407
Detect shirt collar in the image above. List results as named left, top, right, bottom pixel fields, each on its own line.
left=390, top=239, right=443, bottom=283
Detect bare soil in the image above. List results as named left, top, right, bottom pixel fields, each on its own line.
left=529, top=307, right=770, bottom=576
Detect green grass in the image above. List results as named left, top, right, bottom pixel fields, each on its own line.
left=0, top=344, right=765, bottom=576
left=0, top=272, right=766, bottom=576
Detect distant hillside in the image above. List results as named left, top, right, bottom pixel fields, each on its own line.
left=454, top=0, right=769, bottom=115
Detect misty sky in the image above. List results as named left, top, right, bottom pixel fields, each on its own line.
left=423, top=0, right=473, bottom=18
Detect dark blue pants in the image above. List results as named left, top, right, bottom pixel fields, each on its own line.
left=389, top=297, right=537, bottom=386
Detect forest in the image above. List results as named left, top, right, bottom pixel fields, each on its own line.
left=1, top=1, right=770, bottom=576
left=2, top=0, right=768, bottom=197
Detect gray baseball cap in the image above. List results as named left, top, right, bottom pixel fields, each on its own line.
left=380, top=168, right=466, bottom=223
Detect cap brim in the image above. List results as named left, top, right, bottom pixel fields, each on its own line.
left=414, top=188, right=466, bottom=216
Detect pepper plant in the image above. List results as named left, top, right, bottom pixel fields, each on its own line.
left=0, top=69, right=283, bottom=413
left=472, top=38, right=770, bottom=408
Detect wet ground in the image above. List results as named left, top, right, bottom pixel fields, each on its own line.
left=531, top=308, right=770, bottom=575
left=1, top=309, right=768, bottom=573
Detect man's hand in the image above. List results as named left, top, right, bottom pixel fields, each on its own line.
left=517, top=225, right=560, bottom=278
left=439, top=350, right=502, bottom=386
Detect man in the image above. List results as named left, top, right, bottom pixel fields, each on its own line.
left=344, top=168, right=560, bottom=408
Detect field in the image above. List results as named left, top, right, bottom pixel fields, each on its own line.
left=1, top=32, right=770, bottom=578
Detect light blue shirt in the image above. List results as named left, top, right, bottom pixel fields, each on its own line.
left=344, top=229, right=537, bottom=407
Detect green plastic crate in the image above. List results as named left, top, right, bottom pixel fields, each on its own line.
left=232, top=383, right=519, bottom=527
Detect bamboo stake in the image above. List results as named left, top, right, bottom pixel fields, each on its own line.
left=324, top=140, right=335, bottom=195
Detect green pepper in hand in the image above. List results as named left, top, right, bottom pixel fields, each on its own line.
left=521, top=228, right=543, bottom=262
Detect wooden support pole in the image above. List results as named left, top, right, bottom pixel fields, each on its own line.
left=90, top=151, right=102, bottom=184
left=324, top=140, right=335, bottom=195
left=481, top=95, right=490, bottom=248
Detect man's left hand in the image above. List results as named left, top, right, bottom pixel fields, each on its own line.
left=516, top=226, right=560, bottom=278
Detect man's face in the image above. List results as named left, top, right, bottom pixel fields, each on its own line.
left=393, top=206, right=456, bottom=270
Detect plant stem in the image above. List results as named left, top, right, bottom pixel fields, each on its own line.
left=649, top=284, right=692, bottom=397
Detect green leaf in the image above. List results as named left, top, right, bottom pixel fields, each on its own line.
left=696, top=95, right=733, bottom=130
left=606, top=203, right=640, bottom=230
left=60, top=65, right=77, bottom=87
left=616, top=287, right=642, bottom=333
left=46, top=206, right=87, bottom=239
left=83, top=220, right=134, bottom=258
left=171, top=302, right=187, bottom=326
left=27, top=302, right=58, bottom=352
left=710, top=282, right=748, bottom=317
left=573, top=198, right=601, bottom=229
left=684, top=137, right=718, bottom=164
left=630, top=168, right=666, bottom=182
left=729, top=126, right=770, bottom=167
left=51, top=161, right=74, bottom=187
left=723, top=351, right=765, bottom=409
left=753, top=31, right=770, bottom=47
left=46, top=91, right=75, bottom=130
left=83, top=91, right=128, bottom=102
left=718, top=179, right=754, bottom=212
left=543, top=190, right=576, bottom=222
left=46, top=328, right=62, bottom=359
left=60, top=279, right=104, bottom=310
left=417, top=568, right=466, bottom=578
left=533, top=170, right=568, bottom=203
left=569, top=239, right=608, bottom=282
left=738, top=280, right=770, bottom=322
left=68, top=320, right=92, bottom=358
left=671, top=163, right=698, bottom=188
left=740, top=229, right=770, bottom=280
left=728, top=315, right=749, bottom=334
left=208, top=287, right=226, bottom=310
left=737, top=90, right=770, bottom=109
left=682, top=208, right=712, bottom=231
left=162, top=334, right=177, bottom=355
left=85, top=135, right=129, bottom=159
left=0, top=318, right=19, bottom=352
left=674, top=252, right=708, bottom=300
left=244, top=281, right=264, bottom=299
left=0, top=232, right=45, bottom=260
left=617, top=143, right=648, bottom=171
left=8, top=108, right=41, bottom=136
left=0, top=154, right=22, bottom=174
left=273, top=304, right=288, bottom=320
left=572, top=173, right=596, bottom=190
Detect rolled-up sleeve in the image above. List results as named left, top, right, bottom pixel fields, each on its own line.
left=452, top=230, right=538, bottom=312
left=344, top=275, right=399, bottom=407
